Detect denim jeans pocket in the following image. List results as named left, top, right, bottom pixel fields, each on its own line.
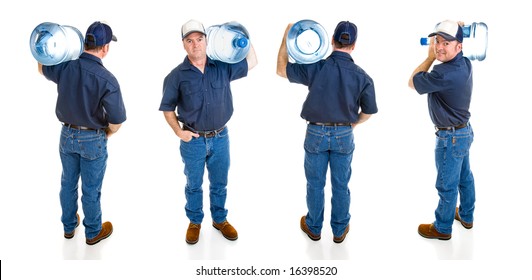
left=79, top=133, right=107, bottom=160
left=451, top=134, right=471, bottom=158
left=335, top=130, right=355, bottom=154
left=304, top=130, right=324, bottom=153
left=215, top=126, right=229, bottom=139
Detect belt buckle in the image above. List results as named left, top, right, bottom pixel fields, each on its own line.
left=202, top=127, right=224, bottom=138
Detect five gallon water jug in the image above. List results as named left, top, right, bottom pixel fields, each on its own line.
left=420, top=22, right=488, bottom=61
left=286, top=19, right=329, bottom=64
left=206, top=21, right=250, bottom=64
left=29, top=22, right=84, bottom=66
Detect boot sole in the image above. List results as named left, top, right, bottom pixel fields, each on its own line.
left=186, top=238, right=199, bottom=245
left=86, top=229, right=113, bottom=245
left=418, top=232, right=451, bottom=240
left=212, top=225, right=238, bottom=241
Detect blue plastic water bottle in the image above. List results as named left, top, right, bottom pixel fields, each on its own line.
left=206, top=21, right=250, bottom=64
left=29, top=22, right=84, bottom=65
left=420, top=22, right=488, bottom=61
left=286, top=19, right=329, bottom=64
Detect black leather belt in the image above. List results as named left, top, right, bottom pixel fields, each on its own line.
left=436, top=123, right=468, bottom=131
left=184, top=126, right=225, bottom=138
left=63, top=123, right=97, bottom=131
left=309, top=122, right=352, bottom=126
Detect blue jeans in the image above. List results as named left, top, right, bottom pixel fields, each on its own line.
left=303, top=124, right=354, bottom=237
left=433, top=124, right=475, bottom=234
left=59, top=126, right=108, bottom=239
left=180, top=127, right=230, bottom=224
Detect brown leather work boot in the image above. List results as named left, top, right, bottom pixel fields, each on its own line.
left=64, top=213, right=80, bottom=239
left=333, top=224, right=350, bottom=243
left=455, top=207, right=473, bottom=229
left=213, top=220, right=238, bottom=241
left=186, top=223, right=201, bottom=244
left=300, top=216, right=321, bottom=241
left=86, top=221, right=113, bottom=245
left=418, top=223, right=451, bottom=240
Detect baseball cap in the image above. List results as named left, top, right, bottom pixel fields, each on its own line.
left=428, top=20, right=463, bottom=42
left=85, top=21, right=117, bottom=47
left=333, top=21, right=357, bottom=45
left=181, top=19, right=206, bottom=39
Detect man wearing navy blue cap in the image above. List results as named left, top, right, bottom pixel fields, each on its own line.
left=409, top=20, right=475, bottom=240
left=277, top=21, right=378, bottom=243
left=85, top=21, right=117, bottom=47
left=38, top=21, right=126, bottom=245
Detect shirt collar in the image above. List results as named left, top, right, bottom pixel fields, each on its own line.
left=329, top=50, right=354, bottom=62
left=79, top=52, right=103, bottom=66
left=182, top=56, right=217, bottom=71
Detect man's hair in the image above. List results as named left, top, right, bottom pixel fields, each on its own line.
left=84, top=44, right=104, bottom=51
left=333, top=37, right=354, bottom=49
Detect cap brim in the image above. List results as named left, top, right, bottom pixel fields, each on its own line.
left=111, top=35, right=117, bottom=42
left=182, top=30, right=206, bottom=39
left=428, top=32, right=457, bottom=41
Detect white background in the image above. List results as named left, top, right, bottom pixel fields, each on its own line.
left=1, top=0, right=531, bottom=279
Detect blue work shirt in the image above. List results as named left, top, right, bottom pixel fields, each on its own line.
left=42, top=52, right=127, bottom=129
left=413, top=52, right=473, bottom=127
left=286, top=51, right=377, bottom=123
left=159, top=56, right=248, bottom=131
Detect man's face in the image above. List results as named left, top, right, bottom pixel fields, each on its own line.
left=434, top=35, right=462, bottom=62
left=183, top=32, right=207, bottom=60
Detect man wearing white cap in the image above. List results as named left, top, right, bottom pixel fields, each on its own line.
left=160, top=19, right=257, bottom=245
left=408, top=20, right=476, bottom=240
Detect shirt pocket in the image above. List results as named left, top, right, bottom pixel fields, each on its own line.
left=180, top=81, right=204, bottom=110
left=209, top=80, right=228, bottom=103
